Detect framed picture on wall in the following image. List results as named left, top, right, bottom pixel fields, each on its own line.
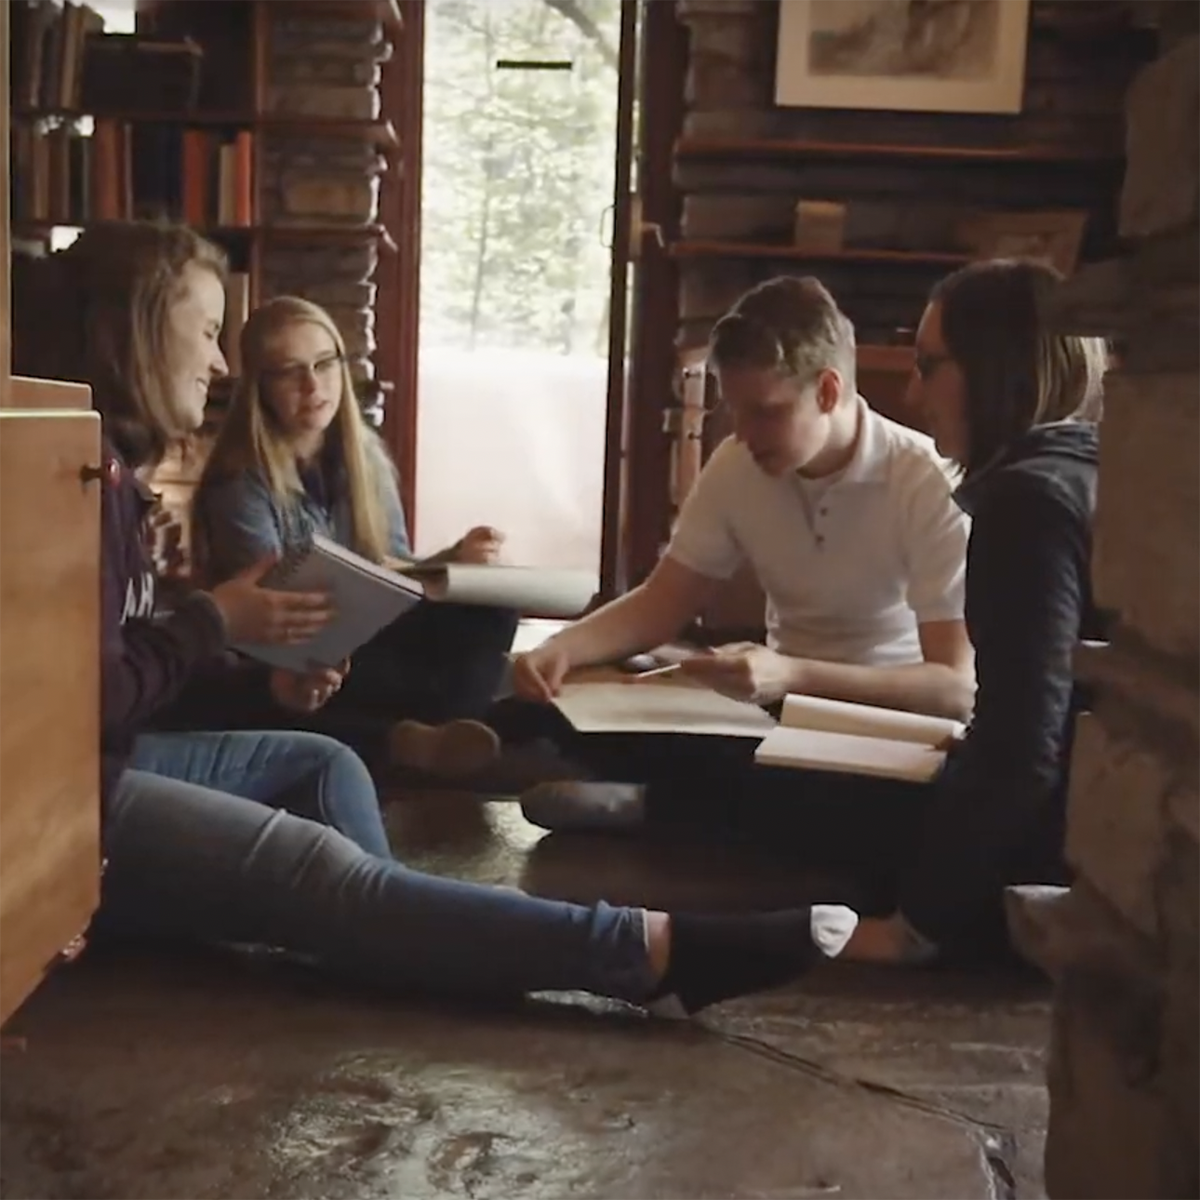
left=776, top=0, right=1032, bottom=115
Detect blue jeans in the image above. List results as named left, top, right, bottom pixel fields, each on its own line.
left=129, top=730, right=392, bottom=856
left=101, top=730, right=655, bottom=1003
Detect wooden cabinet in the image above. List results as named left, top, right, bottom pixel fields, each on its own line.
left=0, top=0, right=102, bottom=1028
left=0, top=380, right=102, bottom=1026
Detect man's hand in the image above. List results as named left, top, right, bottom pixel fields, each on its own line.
left=269, top=660, right=350, bottom=713
left=511, top=641, right=572, bottom=702
left=455, top=526, right=505, bottom=564
left=678, top=642, right=799, bottom=705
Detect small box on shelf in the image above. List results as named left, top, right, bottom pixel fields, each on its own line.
left=793, top=200, right=847, bottom=254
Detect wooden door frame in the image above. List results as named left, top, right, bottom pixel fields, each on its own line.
left=378, top=0, right=685, bottom=585
left=618, top=0, right=686, bottom=587
left=378, top=0, right=423, bottom=531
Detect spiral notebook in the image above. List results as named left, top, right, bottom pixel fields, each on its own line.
left=233, top=534, right=424, bottom=671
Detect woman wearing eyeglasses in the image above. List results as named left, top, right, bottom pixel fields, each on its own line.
left=193, top=296, right=515, bottom=777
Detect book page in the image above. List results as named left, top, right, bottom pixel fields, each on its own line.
left=779, top=694, right=965, bottom=747
left=406, top=563, right=597, bottom=618
left=553, top=682, right=776, bottom=738
left=754, top=726, right=945, bottom=784
left=510, top=617, right=571, bottom=655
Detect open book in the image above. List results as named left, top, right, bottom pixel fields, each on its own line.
left=400, top=562, right=597, bottom=619
left=234, top=534, right=424, bottom=671
left=753, top=695, right=966, bottom=783
left=552, top=681, right=776, bottom=739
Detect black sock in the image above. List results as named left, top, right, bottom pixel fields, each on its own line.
left=651, top=909, right=837, bottom=1016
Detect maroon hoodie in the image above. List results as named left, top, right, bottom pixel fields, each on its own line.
left=100, top=437, right=270, bottom=809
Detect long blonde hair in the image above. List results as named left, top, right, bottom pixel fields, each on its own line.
left=12, top=220, right=228, bottom=467
left=197, top=296, right=394, bottom=565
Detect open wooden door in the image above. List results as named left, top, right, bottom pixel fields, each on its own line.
left=599, top=0, right=687, bottom=596
left=0, top=1, right=103, bottom=1026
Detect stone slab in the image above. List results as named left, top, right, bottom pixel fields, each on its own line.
left=1065, top=713, right=1191, bottom=939
left=1120, top=36, right=1200, bottom=239
left=1094, top=371, right=1200, bottom=661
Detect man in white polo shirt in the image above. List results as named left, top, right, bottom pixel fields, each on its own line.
left=511, top=275, right=972, bottom=833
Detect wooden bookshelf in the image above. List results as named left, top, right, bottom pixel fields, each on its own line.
left=669, top=240, right=970, bottom=267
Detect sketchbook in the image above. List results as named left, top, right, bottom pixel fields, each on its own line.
left=234, top=534, right=424, bottom=671
left=753, top=695, right=966, bottom=783
left=552, top=681, right=777, bottom=739
left=400, top=562, right=597, bottom=619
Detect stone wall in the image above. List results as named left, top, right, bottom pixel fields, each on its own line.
left=1007, top=25, right=1199, bottom=1200
left=672, top=0, right=1156, bottom=355
left=256, top=9, right=391, bottom=424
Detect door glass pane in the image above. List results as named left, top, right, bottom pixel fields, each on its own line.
left=416, top=0, right=622, bottom=571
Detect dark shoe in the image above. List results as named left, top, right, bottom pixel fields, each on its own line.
left=519, top=780, right=647, bottom=833
left=388, top=719, right=501, bottom=779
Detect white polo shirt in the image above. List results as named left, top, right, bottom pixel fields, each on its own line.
left=667, top=397, right=969, bottom=667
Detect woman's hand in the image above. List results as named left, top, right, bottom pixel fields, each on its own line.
left=207, top=556, right=335, bottom=646
left=454, top=526, right=505, bottom=565
left=269, top=660, right=350, bottom=713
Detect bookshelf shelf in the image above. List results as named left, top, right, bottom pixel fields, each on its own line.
left=669, top=240, right=969, bottom=267
left=13, top=219, right=398, bottom=252
left=13, top=109, right=400, bottom=153
left=674, top=136, right=1125, bottom=167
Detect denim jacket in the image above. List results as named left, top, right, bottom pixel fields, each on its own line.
left=194, top=439, right=412, bottom=584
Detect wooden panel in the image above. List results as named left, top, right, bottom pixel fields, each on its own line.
left=0, top=0, right=9, bottom=407
left=0, top=408, right=102, bottom=1026
left=8, top=376, right=92, bottom=412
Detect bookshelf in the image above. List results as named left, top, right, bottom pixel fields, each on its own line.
left=9, top=0, right=400, bottom=394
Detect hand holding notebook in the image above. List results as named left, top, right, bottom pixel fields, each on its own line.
left=208, top=553, right=336, bottom=649
left=233, top=534, right=424, bottom=671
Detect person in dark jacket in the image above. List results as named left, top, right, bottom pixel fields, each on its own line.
left=11, top=219, right=858, bottom=1016
left=840, top=257, right=1108, bottom=965
left=190, top=295, right=517, bottom=780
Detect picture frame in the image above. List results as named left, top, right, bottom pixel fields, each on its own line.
left=962, top=210, right=1089, bottom=276
left=776, top=0, right=1032, bottom=115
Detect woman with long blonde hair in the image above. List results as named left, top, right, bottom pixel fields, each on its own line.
left=194, top=296, right=517, bottom=778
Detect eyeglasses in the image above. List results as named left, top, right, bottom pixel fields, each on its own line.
left=261, top=353, right=343, bottom=389
left=914, top=351, right=954, bottom=381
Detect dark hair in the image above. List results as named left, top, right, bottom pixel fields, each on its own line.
left=708, top=275, right=856, bottom=390
left=11, top=220, right=228, bottom=466
left=930, top=258, right=1108, bottom=475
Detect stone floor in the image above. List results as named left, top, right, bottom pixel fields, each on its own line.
left=0, top=793, right=1052, bottom=1200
